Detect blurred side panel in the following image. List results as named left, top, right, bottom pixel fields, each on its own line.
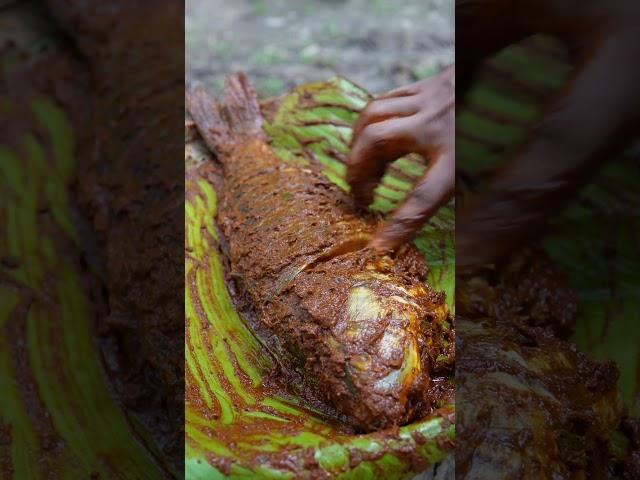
left=1, top=0, right=184, bottom=477
left=456, top=2, right=640, bottom=477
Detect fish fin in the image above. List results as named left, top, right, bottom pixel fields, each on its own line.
left=186, top=86, right=234, bottom=157
left=223, top=72, right=264, bottom=137
left=186, top=72, right=265, bottom=158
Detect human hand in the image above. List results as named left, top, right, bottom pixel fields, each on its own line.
left=456, top=1, right=640, bottom=273
left=347, top=66, right=455, bottom=252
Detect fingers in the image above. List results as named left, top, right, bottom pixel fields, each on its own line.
left=351, top=96, right=421, bottom=142
left=456, top=26, right=640, bottom=273
left=347, top=115, right=423, bottom=206
left=376, top=82, right=424, bottom=100
left=455, top=192, right=524, bottom=275
left=371, top=146, right=455, bottom=252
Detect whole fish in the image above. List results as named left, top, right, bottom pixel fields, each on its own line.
left=187, top=73, right=450, bottom=431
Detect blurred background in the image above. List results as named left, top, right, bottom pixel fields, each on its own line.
left=186, top=0, right=453, bottom=97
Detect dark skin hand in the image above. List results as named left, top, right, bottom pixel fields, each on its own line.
left=347, top=65, right=455, bottom=252
left=348, top=0, right=640, bottom=272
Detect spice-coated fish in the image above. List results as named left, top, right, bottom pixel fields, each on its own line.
left=187, top=74, right=452, bottom=431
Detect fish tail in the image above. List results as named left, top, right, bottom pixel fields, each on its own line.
left=187, top=72, right=265, bottom=158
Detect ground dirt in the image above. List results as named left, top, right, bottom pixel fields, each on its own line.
left=186, top=0, right=453, bottom=97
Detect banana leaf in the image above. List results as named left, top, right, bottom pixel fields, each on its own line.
left=0, top=8, right=170, bottom=478
left=457, top=35, right=640, bottom=416
left=185, top=77, right=455, bottom=479
left=0, top=93, right=166, bottom=479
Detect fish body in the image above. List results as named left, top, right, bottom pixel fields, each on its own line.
left=187, top=74, right=449, bottom=431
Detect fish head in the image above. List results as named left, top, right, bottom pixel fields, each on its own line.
left=331, top=270, right=438, bottom=428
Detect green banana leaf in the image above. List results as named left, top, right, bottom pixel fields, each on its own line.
left=457, top=35, right=640, bottom=416
left=0, top=100, right=166, bottom=478
left=185, top=77, right=455, bottom=479
left=0, top=9, right=169, bottom=477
